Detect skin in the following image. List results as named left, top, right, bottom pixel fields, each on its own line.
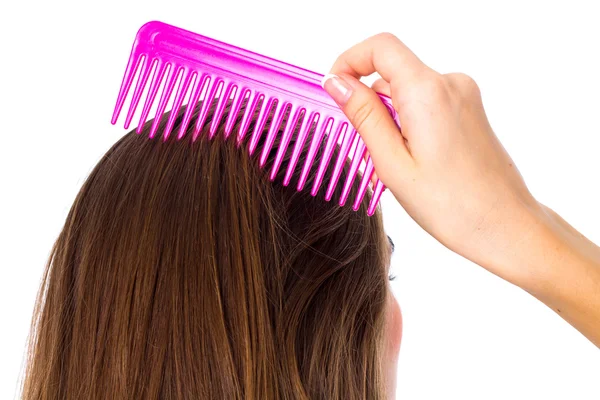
left=321, top=32, right=600, bottom=394
left=385, top=285, right=402, bottom=397
left=385, top=237, right=402, bottom=398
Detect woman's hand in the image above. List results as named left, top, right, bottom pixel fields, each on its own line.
left=322, top=33, right=600, bottom=347
left=322, top=33, right=540, bottom=282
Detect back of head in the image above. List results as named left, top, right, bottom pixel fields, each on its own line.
left=23, top=102, right=389, bottom=399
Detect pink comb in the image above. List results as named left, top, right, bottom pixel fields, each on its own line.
left=111, top=21, right=400, bottom=216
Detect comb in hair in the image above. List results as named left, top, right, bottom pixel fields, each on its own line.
left=111, top=21, right=400, bottom=216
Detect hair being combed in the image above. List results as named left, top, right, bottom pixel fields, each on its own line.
left=22, top=101, right=389, bottom=399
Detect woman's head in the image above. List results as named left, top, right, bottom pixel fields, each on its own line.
left=23, top=101, right=401, bottom=399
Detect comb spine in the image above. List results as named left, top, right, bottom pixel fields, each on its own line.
left=310, top=121, right=347, bottom=196
left=270, top=106, right=303, bottom=181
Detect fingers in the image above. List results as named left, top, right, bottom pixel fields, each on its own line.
left=321, top=73, right=413, bottom=183
left=371, top=78, right=391, bottom=97
left=329, top=32, right=429, bottom=91
left=321, top=32, right=435, bottom=188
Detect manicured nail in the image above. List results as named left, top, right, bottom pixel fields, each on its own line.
left=321, top=74, right=353, bottom=106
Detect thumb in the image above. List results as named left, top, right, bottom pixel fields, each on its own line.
left=321, top=73, right=413, bottom=184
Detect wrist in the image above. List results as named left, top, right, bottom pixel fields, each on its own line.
left=522, top=205, right=600, bottom=346
left=465, top=196, right=600, bottom=347
left=523, top=204, right=600, bottom=299
left=484, top=199, right=599, bottom=312
left=471, top=197, right=562, bottom=291
left=508, top=203, right=571, bottom=296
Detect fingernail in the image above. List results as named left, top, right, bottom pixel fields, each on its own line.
left=321, top=74, right=353, bottom=106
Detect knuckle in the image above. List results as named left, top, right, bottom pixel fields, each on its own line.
left=374, top=31, right=400, bottom=45
left=332, top=54, right=346, bottom=70
left=376, top=31, right=398, bottom=40
left=446, top=73, right=481, bottom=98
left=411, top=75, right=450, bottom=102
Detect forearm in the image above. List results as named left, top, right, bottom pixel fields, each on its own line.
left=490, top=202, right=600, bottom=347
left=532, top=205, right=600, bottom=347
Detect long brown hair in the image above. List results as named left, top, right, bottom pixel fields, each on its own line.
left=22, top=100, right=389, bottom=399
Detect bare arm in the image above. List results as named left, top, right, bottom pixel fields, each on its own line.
left=518, top=204, right=600, bottom=346
left=321, top=33, right=600, bottom=347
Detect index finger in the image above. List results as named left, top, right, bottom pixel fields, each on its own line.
left=329, top=32, right=430, bottom=89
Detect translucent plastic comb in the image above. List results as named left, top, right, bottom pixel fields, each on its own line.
left=111, top=21, right=400, bottom=216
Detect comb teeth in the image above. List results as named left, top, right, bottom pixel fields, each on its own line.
left=193, top=77, right=221, bottom=140
left=124, top=56, right=153, bottom=129
left=237, top=91, right=260, bottom=144
left=178, top=73, right=203, bottom=139
left=249, top=97, right=276, bottom=155
left=270, top=106, right=303, bottom=180
left=112, top=22, right=402, bottom=215
left=259, top=101, right=288, bottom=166
left=112, top=54, right=145, bottom=125
left=325, top=128, right=357, bottom=201
left=339, top=139, right=367, bottom=206
left=368, top=180, right=385, bottom=216
left=283, top=111, right=316, bottom=187
left=210, top=82, right=235, bottom=138
left=224, top=87, right=246, bottom=138
left=163, top=69, right=193, bottom=140
left=149, top=65, right=180, bottom=138
left=354, top=156, right=375, bottom=210
left=311, top=120, right=347, bottom=196
left=297, top=116, right=330, bottom=191
left=137, top=61, right=168, bottom=133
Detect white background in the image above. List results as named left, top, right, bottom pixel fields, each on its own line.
left=1, top=0, right=598, bottom=399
